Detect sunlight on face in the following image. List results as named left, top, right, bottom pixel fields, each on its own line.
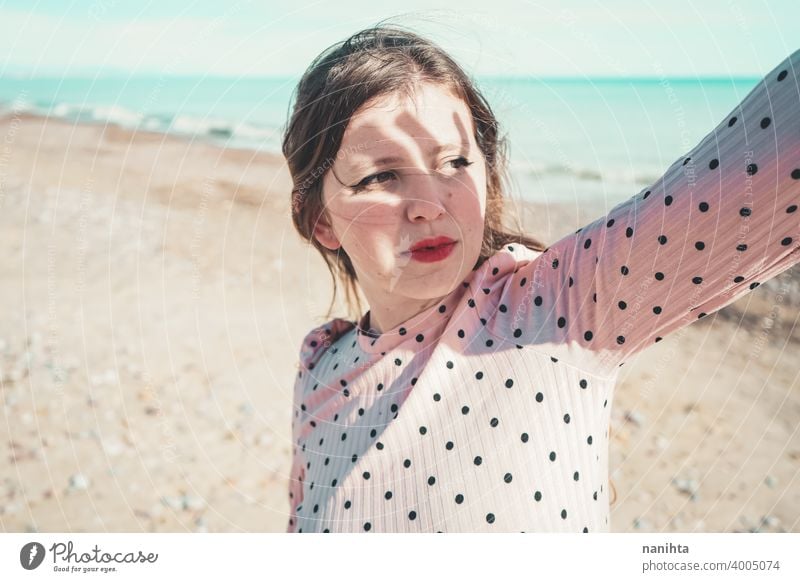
left=317, top=82, right=488, bottom=304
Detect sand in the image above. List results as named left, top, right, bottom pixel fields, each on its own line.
left=1, top=114, right=798, bottom=533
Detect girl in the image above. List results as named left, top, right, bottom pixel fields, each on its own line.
left=283, top=25, right=799, bottom=533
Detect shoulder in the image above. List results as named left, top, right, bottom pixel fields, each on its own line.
left=470, top=243, right=546, bottom=293
left=296, top=318, right=356, bottom=373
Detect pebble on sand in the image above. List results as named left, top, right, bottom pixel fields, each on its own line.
left=68, top=474, right=90, bottom=491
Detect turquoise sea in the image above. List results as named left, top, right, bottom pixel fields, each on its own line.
left=0, top=75, right=760, bottom=205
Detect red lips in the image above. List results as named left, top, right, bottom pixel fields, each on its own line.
left=409, top=236, right=456, bottom=252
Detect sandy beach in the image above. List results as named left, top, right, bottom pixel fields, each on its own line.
left=1, top=113, right=798, bottom=533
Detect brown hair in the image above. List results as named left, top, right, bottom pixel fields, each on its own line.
left=283, top=22, right=547, bottom=322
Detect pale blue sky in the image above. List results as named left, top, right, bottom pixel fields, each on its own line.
left=1, top=0, right=797, bottom=78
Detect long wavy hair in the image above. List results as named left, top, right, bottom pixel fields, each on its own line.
left=282, top=23, right=547, bottom=323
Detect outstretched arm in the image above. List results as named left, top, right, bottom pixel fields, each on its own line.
left=491, top=49, right=800, bottom=378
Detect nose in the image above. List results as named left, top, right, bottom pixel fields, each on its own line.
left=405, top=172, right=447, bottom=222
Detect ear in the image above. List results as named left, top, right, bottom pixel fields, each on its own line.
left=313, top=214, right=342, bottom=251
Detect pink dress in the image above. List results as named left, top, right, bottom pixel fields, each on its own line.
left=287, top=50, right=800, bottom=532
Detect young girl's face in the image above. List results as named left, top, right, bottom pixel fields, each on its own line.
left=315, top=82, right=488, bottom=307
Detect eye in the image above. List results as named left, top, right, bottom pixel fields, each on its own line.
left=352, top=170, right=397, bottom=191
left=447, top=156, right=474, bottom=170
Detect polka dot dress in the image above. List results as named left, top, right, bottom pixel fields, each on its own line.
left=287, top=50, right=800, bottom=532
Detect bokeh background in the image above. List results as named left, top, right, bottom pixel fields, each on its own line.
left=1, top=0, right=798, bottom=532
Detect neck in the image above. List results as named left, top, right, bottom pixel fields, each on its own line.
left=362, top=295, right=446, bottom=335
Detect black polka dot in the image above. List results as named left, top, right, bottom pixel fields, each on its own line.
left=505, top=379, right=514, bottom=388
left=655, top=271, right=665, bottom=281
left=520, top=277, right=528, bottom=287
left=584, top=330, right=593, bottom=341
left=692, top=276, right=703, bottom=284
left=398, top=327, right=406, bottom=336
left=445, top=441, right=454, bottom=450
left=625, top=227, right=634, bottom=238
left=438, top=305, right=446, bottom=313
left=653, top=306, right=662, bottom=314
left=503, top=472, right=513, bottom=483
left=419, top=426, right=427, bottom=435
left=408, top=511, right=417, bottom=520
left=750, top=282, right=760, bottom=290
left=557, top=316, right=566, bottom=328
left=740, top=207, right=752, bottom=217
left=552, top=259, right=559, bottom=269
left=579, top=379, right=588, bottom=389
left=561, top=509, right=568, bottom=519
left=606, top=218, right=615, bottom=228
left=709, top=158, right=719, bottom=170
left=467, top=299, right=475, bottom=308
left=455, top=494, right=464, bottom=504
left=699, top=201, right=709, bottom=212
left=461, top=405, right=470, bottom=415
left=344, top=500, right=351, bottom=509
left=563, top=413, right=570, bottom=424
left=781, top=237, right=793, bottom=246
left=474, top=456, right=482, bottom=466
left=490, top=418, right=499, bottom=428
left=384, top=490, right=393, bottom=500
left=695, top=241, right=705, bottom=250
left=415, top=334, right=424, bottom=343
left=777, top=69, right=788, bottom=81
left=616, top=335, right=625, bottom=345
left=728, top=116, right=737, bottom=127
left=658, top=235, right=668, bottom=245
left=573, top=471, right=580, bottom=481
left=643, top=190, right=651, bottom=199
left=665, top=195, right=673, bottom=206
left=513, top=328, right=522, bottom=338
left=534, top=491, right=542, bottom=502
left=736, top=244, right=748, bottom=252
left=621, top=265, right=629, bottom=276
left=618, top=300, right=627, bottom=310
left=549, top=451, right=556, bottom=461
left=787, top=205, right=797, bottom=213
left=427, top=476, right=436, bottom=486
left=457, top=329, right=465, bottom=338
left=475, top=371, right=484, bottom=380
left=486, top=513, right=495, bottom=524
left=363, top=471, right=370, bottom=480
left=485, top=339, right=494, bottom=348
left=364, top=522, right=371, bottom=531
left=446, top=361, right=454, bottom=369
left=403, top=459, right=411, bottom=468
left=792, top=169, right=800, bottom=179
left=587, top=435, right=593, bottom=445
left=534, top=296, right=543, bottom=306
left=521, top=433, right=529, bottom=443
left=747, top=163, right=758, bottom=176
left=760, top=117, right=771, bottom=129
left=733, top=276, right=745, bottom=283
left=433, top=393, right=441, bottom=402
left=535, top=392, right=544, bottom=402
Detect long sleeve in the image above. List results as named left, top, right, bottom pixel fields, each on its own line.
left=490, top=49, right=800, bottom=378
left=286, top=370, right=306, bottom=533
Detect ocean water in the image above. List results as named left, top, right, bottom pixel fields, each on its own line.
left=0, top=75, right=759, bottom=205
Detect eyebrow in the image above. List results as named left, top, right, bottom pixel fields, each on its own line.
left=343, top=142, right=471, bottom=176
